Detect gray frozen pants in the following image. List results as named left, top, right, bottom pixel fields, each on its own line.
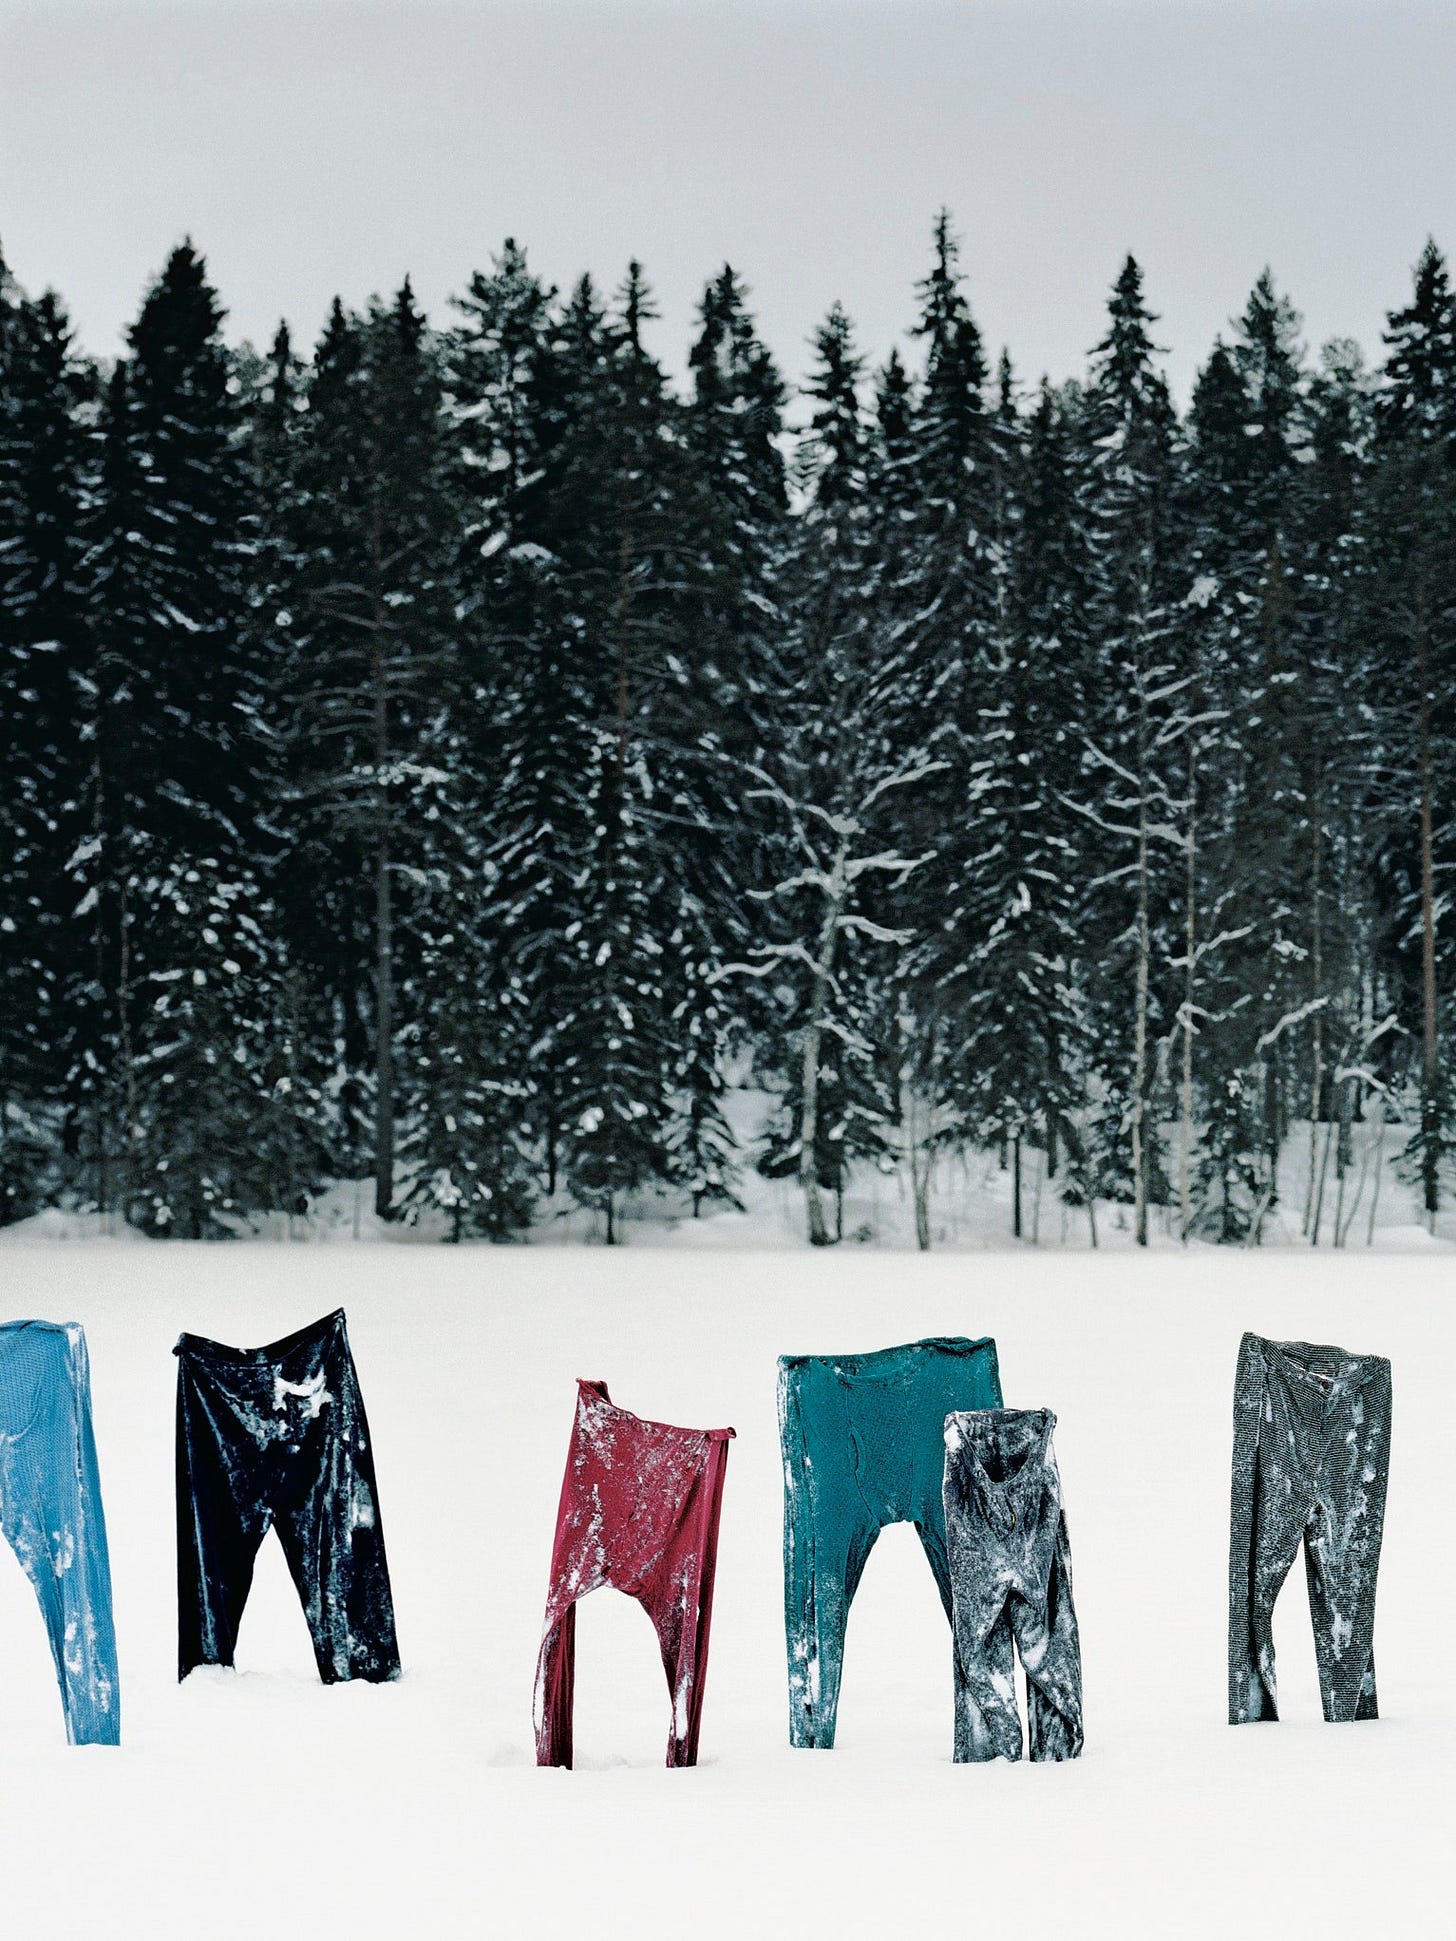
left=942, top=1408, right=1083, bottom=1762
left=1229, top=1332, right=1392, bottom=1725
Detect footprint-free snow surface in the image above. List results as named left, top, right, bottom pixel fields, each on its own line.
left=0, top=1243, right=1448, bottom=1937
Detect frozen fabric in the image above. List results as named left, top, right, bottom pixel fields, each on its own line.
left=0, top=1319, right=120, bottom=1745
left=777, top=1335, right=1002, bottom=1749
left=1229, top=1331, right=1391, bottom=1726
left=534, top=1379, right=735, bottom=1769
left=174, top=1308, right=400, bottom=1684
left=942, top=1407, right=1082, bottom=1763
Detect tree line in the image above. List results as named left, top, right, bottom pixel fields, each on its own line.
left=1, top=217, right=1452, bottom=1243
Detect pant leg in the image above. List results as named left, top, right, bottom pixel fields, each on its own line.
left=0, top=1325, right=121, bottom=1745
left=532, top=1381, right=622, bottom=1769
left=271, top=1327, right=400, bottom=1684
left=904, top=1336, right=1008, bottom=1626
left=176, top=1351, right=274, bottom=1677
left=534, top=1603, right=579, bottom=1768
left=950, top=1583, right=1022, bottom=1762
left=1305, top=1362, right=1391, bottom=1723
left=645, top=1433, right=733, bottom=1769
left=1230, top=1333, right=1308, bottom=1724
left=943, top=1445, right=1024, bottom=1763
left=779, top=1360, right=880, bottom=1750
left=1016, top=1488, right=1084, bottom=1762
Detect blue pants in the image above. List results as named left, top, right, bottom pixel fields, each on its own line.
left=0, top=1320, right=121, bottom=1745
left=778, top=1336, right=1003, bottom=1748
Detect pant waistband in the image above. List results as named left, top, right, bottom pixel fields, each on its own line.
left=1253, top=1334, right=1387, bottom=1397
left=779, top=1336, right=997, bottom=1386
left=577, top=1379, right=735, bottom=1443
left=174, top=1308, right=347, bottom=1365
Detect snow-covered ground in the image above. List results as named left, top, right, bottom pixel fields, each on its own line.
left=0, top=1242, right=1450, bottom=1937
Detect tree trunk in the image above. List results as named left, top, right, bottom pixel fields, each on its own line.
left=1367, top=1102, right=1387, bottom=1246
left=1332, top=1074, right=1353, bottom=1248
left=800, top=1009, right=829, bottom=1246
left=1132, top=763, right=1151, bottom=1248
left=900, top=1060, right=932, bottom=1252
left=1180, top=744, right=1196, bottom=1244
left=1337, top=1109, right=1372, bottom=1250
left=543, top=1090, right=558, bottom=1197
left=617, top=464, right=633, bottom=781
left=1303, top=814, right=1323, bottom=1236
left=374, top=812, right=395, bottom=1221
left=1310, top=1114, right=1334, bottom=1246
left=1012, top=1130, right=1022, bottom=1239
left=369, top=467, right=395, bottom=1222
left=1263, top=1061, right=1281, bottom=1204
left=799, top=862, right=845, bottom=1248
left=1416, top=587, right=1440, bottom=1231
left=117, top=877, right=136, bottom=1222
left=283, top=971, right=299, bottom=1239
left=89, top=758, right=111, bottom=1217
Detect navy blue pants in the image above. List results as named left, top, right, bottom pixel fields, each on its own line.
left=175, top=1309, right=400, bottom=1684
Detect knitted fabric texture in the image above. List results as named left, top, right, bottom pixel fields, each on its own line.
left=777, top=1335, right=1003, bottom=1749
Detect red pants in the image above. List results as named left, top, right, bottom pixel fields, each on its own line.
left=534, top=1380, right=735, bottom=1769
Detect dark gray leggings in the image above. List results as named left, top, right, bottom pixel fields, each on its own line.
left=942, top=1408, right=1083, bottom=1762
left=1229, top=1333, right=1391, bottom=1725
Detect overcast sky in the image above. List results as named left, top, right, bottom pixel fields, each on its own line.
left=2, top=0, right=1453, bottom=400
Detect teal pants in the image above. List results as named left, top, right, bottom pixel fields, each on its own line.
left=777, top=1335, right=1002, bottom=1748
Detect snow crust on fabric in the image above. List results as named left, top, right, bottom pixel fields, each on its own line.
left=0, top=1246, right=1450, bottom=1939
left=174, top=1309, right=400, bottom=1685
left=534, top=1379, right=733, bottom=1769
left=0, top=1319, right=120, bottom=1744
left=943, top=1407, right=1083, bottom=1761
left=1228, top=1332, right=1390, bottom=1725
left=777, top=1335, right=1001, bottom=1748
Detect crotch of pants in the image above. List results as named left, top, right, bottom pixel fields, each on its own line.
left=534, top=1380, right=735, bottom=1770
left=0, top=1320, right=120, bottom=1746
left=942, top=1408, right=1083, bottom=1763
left=777, top=1335, right=1003, bottom=1750
left=174, top=1308, right=400, bottom=1685
left=1229, top=1332, right=1391, bottom=1726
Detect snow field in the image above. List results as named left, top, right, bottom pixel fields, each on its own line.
left=0, top=1242, right=1450, bottom=1937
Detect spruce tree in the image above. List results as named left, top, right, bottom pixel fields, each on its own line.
left=749, top=303, right=938, bottom=1243
left=0, top=257, right=97, bottom=1221
left=519, top=265, right=708, bottom=1238
left=278, top=283, right=457, bottom=1221
left=71, top=244, right=275, bottom=1234
left=889, top=216, right=999, bottom=1229
left=1369, top=242, right=1456, bottom=1227
left=1078, top=257, right=1185, bottom=1243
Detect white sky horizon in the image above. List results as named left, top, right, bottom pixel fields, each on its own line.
left=2, top=0, right=1453, bottom=402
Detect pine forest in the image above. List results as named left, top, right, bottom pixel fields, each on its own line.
left=2, top=218, right=1454, bottom=1246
